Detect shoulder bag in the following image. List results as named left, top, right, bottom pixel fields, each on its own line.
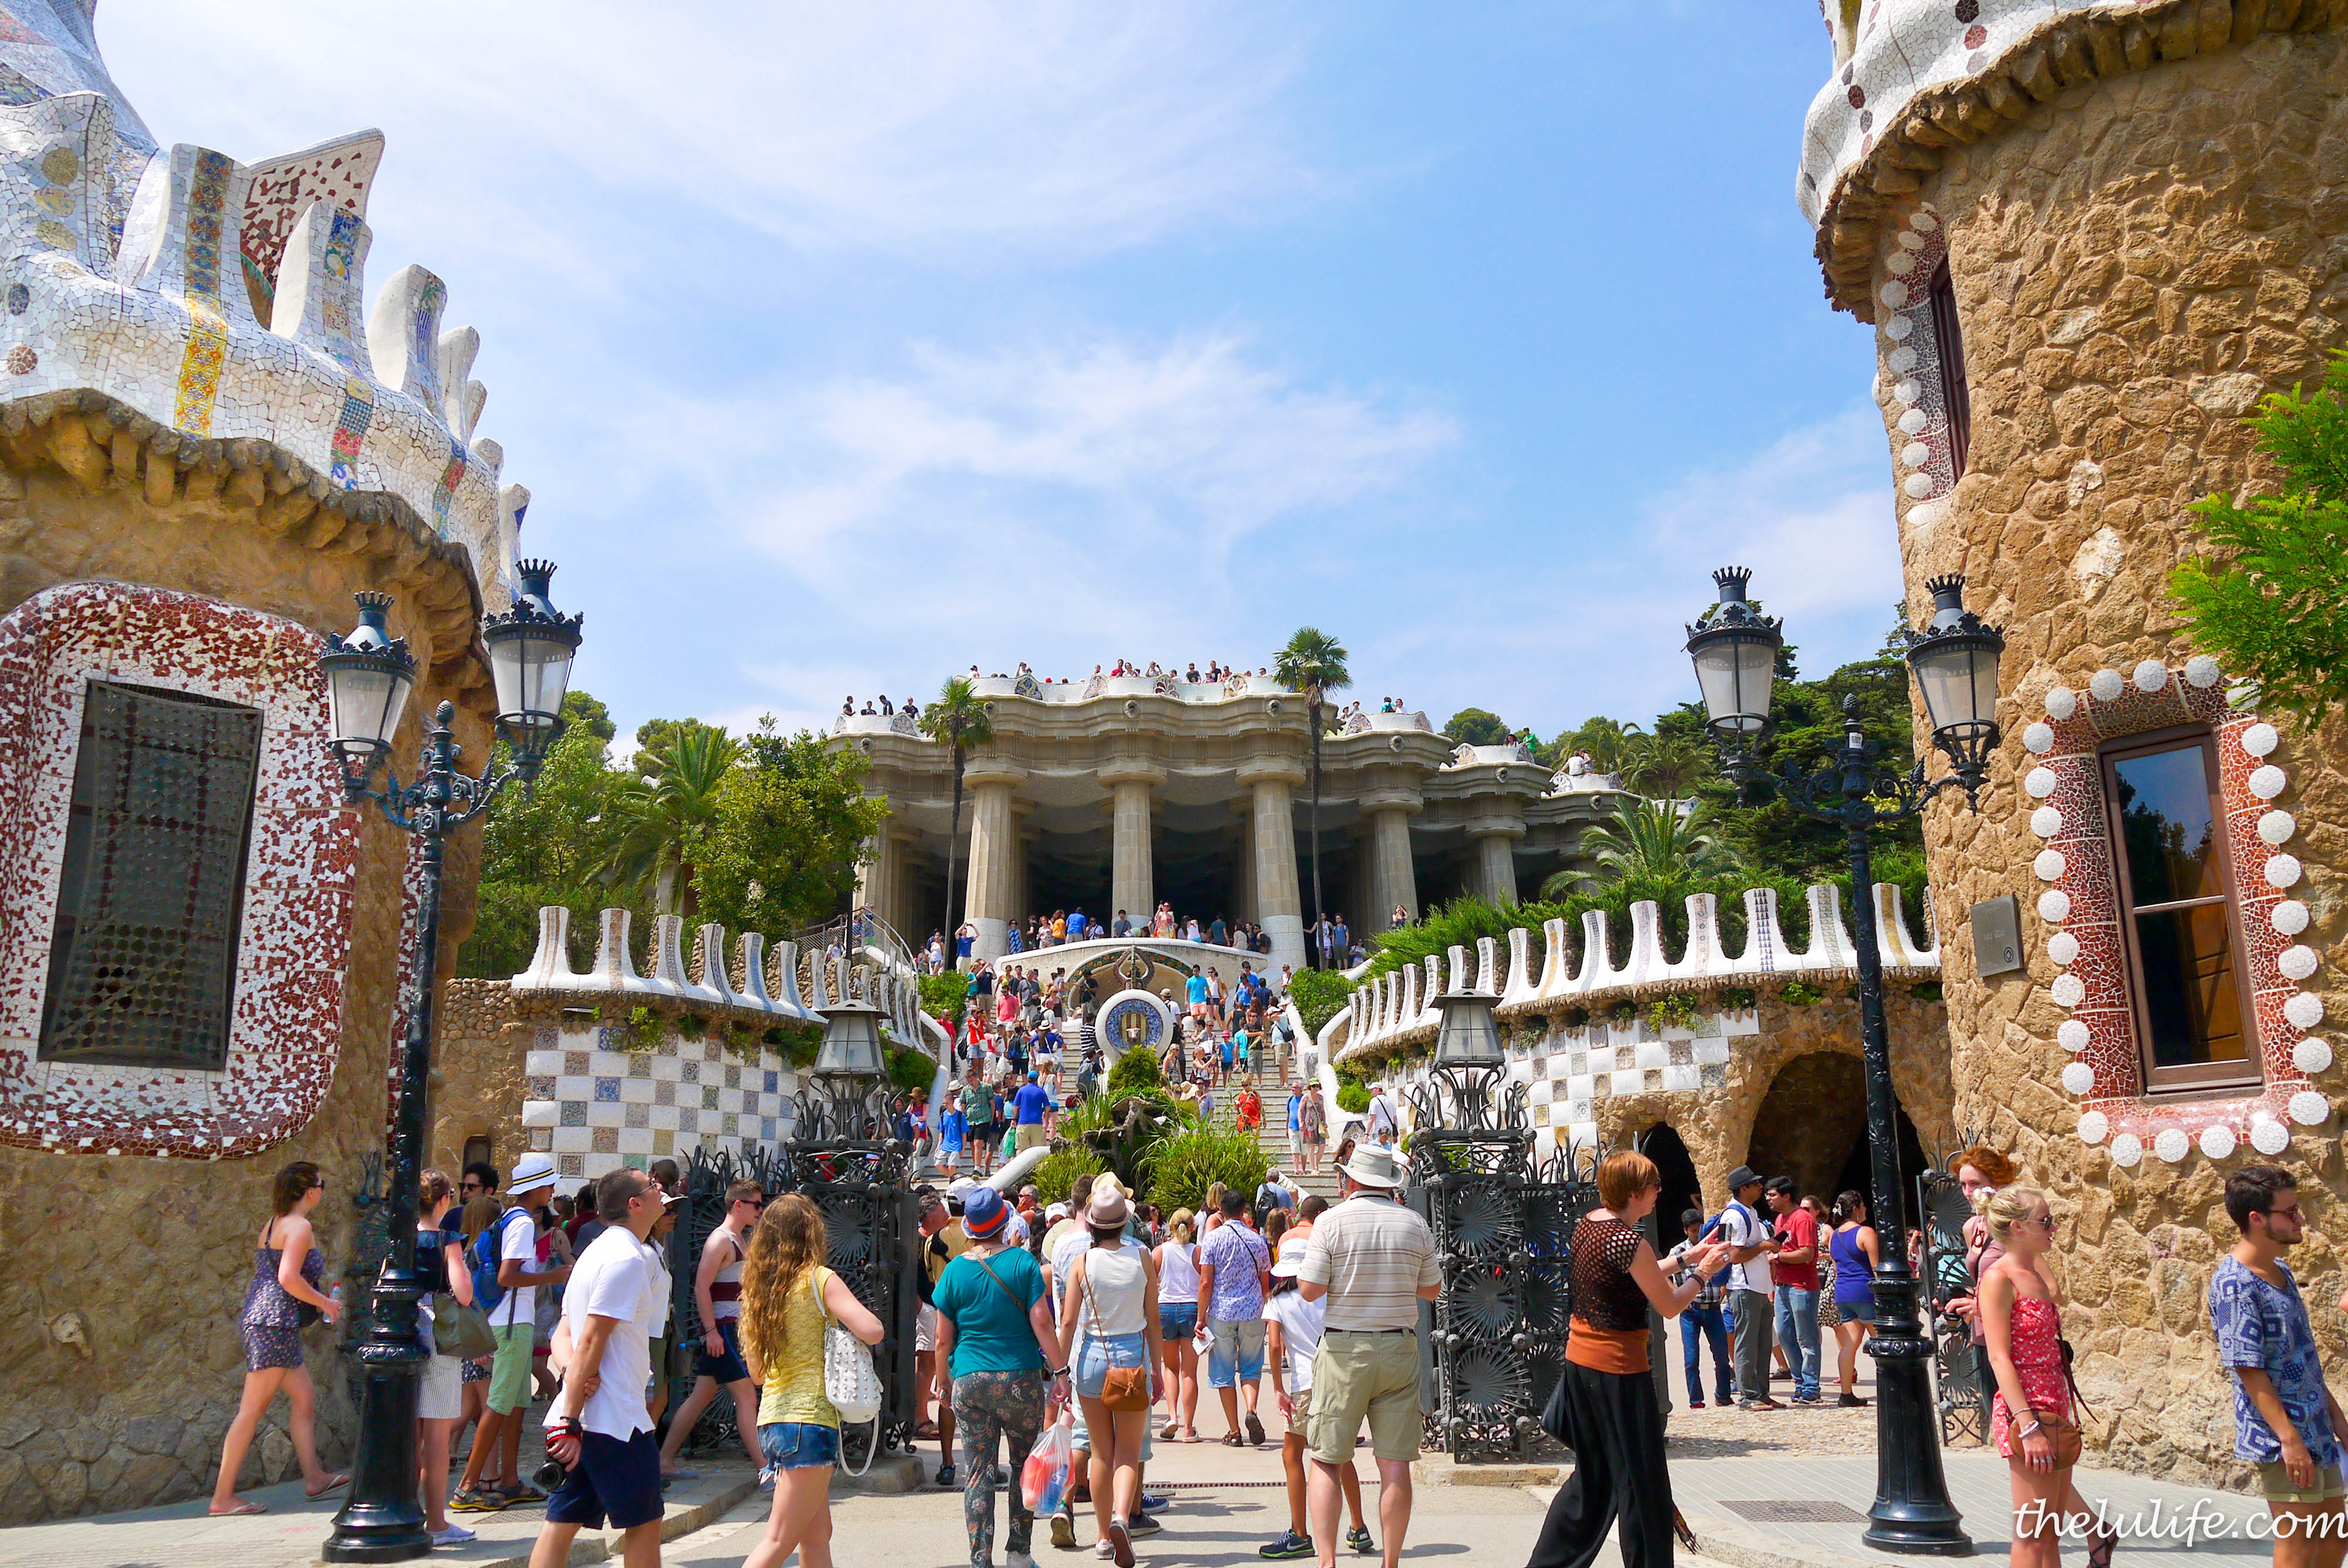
left=815, top=1268, right=885, bottom=1476
left=1080, top=1256, right=1151, bottom=1412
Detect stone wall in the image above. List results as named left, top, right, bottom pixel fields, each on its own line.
left=430, top=979, right=527, bottom=1180
left=1881, top=31, right=2348, bottom=1485
left=0, top=419, right=492, bottom=1523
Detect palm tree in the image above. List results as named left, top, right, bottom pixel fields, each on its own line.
left=1566, top=716, right=1645, bottom=775
left=918, top=676, right=995, bottom=955
left=1273, top=628, right=1351, bottom=966
left=1540, top=797, right=1726, bottom=899
left=602, top=725, right=739, bottom=915
left=1621, top=734, right=1712, bottom=800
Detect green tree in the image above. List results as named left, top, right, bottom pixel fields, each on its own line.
left=2169, top=348, right=2348, bottom=728
left=602, top=724, right=738, bottom=915
left=693, top=719, right=888, bottom=940
left=1274, top=627, right=1352, bottom=957
left=917, top=677, right=996, bottom=946
left=1541, top=796, right=1727, bottom=898
left=459, top=689, right=633, bottom=978
left=1540, top=714, right=1645, bottom=773
left=1620, top=734, right=1712, bottom=799
left=1443, top=707, right=1511, bottom=746
left=630, top=716, right=727, bottom=778
left=561, top=690, right=617, bottom=746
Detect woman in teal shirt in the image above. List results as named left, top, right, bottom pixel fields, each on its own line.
left=933, top=1187, right=1070, bottom=1568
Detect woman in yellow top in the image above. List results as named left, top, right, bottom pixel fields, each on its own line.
left=737, top=1194, right=885, bottom=1568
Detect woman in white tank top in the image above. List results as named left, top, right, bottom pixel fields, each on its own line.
left=1054, top=1186, right=1162, bottom=1567
left=1155, top=1211, right=1203, bottom=1441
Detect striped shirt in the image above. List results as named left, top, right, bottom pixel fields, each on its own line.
left=1298, top=1193, right=1438, bottom=1333
left=1667, top=1238, right=1725, bottom=1310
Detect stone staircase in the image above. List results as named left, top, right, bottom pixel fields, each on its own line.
left=1202, top=1046, right=1344, bottom=1204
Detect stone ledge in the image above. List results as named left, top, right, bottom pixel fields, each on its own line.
left=1410, top=1454, right=1563, bottom=1487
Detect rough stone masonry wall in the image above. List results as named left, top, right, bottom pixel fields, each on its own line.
left=430, top=979, right=527, bottom=1181
left=1895, top=32, right=2348, bottom=1484
left=0, top=422, right=492, bottom=1523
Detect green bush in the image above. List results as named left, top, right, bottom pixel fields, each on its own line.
left=1715, top=986, right=1757, bottom=1012
left=1031, top=1145, right=1106, bottom=1204
left=1779, top=981, right=1825, bottom=1007
left=1644, top=992, right=1698, bottom=1032
left=1335, top=1074, right=1370, bottom=1115
left=919, top=971, right=970, bottom=1026
left=1909, top=981, right=1944, bottom=1002
left=1287, top=969, right=1351, bottom=1037
left=1142, top=1126, right=1270, bottom=1214
left=1104, top=1044, right=1165, bottom=1099
left=887, top=1046, right=939, bottom=1096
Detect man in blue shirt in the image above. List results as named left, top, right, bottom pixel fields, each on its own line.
left=1113, top=910, right=1132, bottom=938
left=1011, top=1072, right=1054, bottom=1154
left=1067, top=908, right=1087, bottom=940
left=1330, top=917, right=1350, bottom=966
left=1185, top=970, right=1209, bottom=1022
left=1209, top=914, right=1228, bottom=946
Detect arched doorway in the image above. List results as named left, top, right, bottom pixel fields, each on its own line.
left=1638, top=1123, right=1703, bottom=1242
left=1743, top=1051, right=1930, bottom=1208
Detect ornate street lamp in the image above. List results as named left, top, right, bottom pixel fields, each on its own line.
left=319, top=565, right=582, bottom=1563
left=1685, top=567, right=2001, bottom=1555
left=805, top=998, right=892, bottom=1143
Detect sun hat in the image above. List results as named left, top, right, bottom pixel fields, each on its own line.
left=508, top=1152, right=558, bottom=1195
left=1340, top=1143, right=1405, bottom=1191
left=963, top=1185, right=1010, bottom=1239
left=1725, top=1165, right=1765, bottom=1191
left=1087, top=1184, right=1131, bottom=1227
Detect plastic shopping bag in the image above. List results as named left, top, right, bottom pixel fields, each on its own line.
left=1023, top=1410, right=1073, bottom=1514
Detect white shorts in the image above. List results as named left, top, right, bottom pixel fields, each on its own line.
left=420, top=1350, right=464, bottom=1421
left=917, top=1303, right=938, bottom=1353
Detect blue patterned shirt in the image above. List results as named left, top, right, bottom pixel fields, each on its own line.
left=1200, top=1221, right=1271, bottom=1323
left=2210, top=1256, right=2342, bottom=1467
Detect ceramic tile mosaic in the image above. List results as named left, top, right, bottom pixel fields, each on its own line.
left=0, top=582, right=356, bottom=1157
left=519, top=1023, right=809, bottom=1182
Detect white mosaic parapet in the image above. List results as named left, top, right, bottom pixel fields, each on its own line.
left=0, top=76, right=515, bottom=597
left=520, top=1022, right=804, bottom=1184
left=1335, top=880, right=1939, bottom=1062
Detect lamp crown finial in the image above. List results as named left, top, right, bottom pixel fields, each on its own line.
left=1712, top=566, right=1753, bottom=604
left=1922, top=573, right=1970, bottom=631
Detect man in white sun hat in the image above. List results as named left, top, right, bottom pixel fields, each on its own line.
left=1297, top=1141, right=1438, bottom=1568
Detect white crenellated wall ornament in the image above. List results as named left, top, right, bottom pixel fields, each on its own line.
left=2020, top=657, right=2332, bottom=1161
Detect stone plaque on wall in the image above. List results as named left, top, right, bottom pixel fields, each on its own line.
left=1970, top=894, right=2023, bottom=979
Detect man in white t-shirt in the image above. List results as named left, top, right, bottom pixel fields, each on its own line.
left=1717, top=1165, right=1783, bottom=1411
left=1261, top=1243, right=1369, bottom=1559
left=1362, top=1087, right=1398, bottom=1148
left=533, top=1168, right=668, bottom=1568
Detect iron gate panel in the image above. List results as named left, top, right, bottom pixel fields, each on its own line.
left=1917, top=1164, right=1984, bottom=1445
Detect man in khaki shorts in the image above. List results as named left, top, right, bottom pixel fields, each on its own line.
left=1297, top=1143, right=1439, bottom=1568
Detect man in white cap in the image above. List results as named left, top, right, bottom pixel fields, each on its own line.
left=454, top=1151, right=572, bottom=1512
left=1296, top=1143, right=1438, bottom=1568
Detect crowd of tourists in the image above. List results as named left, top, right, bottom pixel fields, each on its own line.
left=922, top=908, right=1301, bottom=973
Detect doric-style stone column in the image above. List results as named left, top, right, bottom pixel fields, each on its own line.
left=962, top=762, right=1025, bottom=959
left=853, top=821, right=923, bottom=941
left=1240, top=759, right=1308, bottom=974
left=1099, top=759, right=1164, bottom=932
left=1465, top=805, right=1526, bottom=907
left=1360, top=788, right=1422, bottom=931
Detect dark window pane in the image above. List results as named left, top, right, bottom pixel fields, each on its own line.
left=2111, top=743, right=2223, bottom=907
left=38, top=681, right=262, bottom=1070
left=1930, top=259, right=1970, bottom=479
left=2133, top=903, right=2249, bottom=1069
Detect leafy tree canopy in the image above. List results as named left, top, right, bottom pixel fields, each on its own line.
left=694, top=719, right=888, bottom=941
left=1443, top=707, right=1512, bottom=746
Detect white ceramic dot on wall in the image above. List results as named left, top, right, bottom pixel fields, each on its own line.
left=1888, top=345, right=1917, bottom=374
left=2268, top=855, right=2304, bottom=890
left=1901, top=441, right=1931, bottom=467
left=2154, top=1128, right=2192, bottom=1163
left=2110, top=1133, right=2144, bottom=1167
left=1897, top=405, right=1927, bottom=434
left=2133, top=660, right=2169, bottom=692
left=2200, top=1124, right=2238, bottom=1160
left=1888, top=251, right=1917, bottom=278
left=2052, top=974, right=2087, bottom=1008
left=2259, top=811, right=2298, bottom=846
left=2274, top=900, right=2310, bottom=936
left=2023, top=723, right=2056, bottom=755
left=2038, top=890, right=2072, bottom=922
left=2249, top=765, right=2288, bottom=800
left=1887, top=316, right=1915, bottom=342
left=2049, top=932, right=2081, bottom=967
left=2242, top=722, right=2279, bottom=757
left=1898, top=228, right=1926, bottom=249
left=1881, top=280, right=1911, bottom=309
left=1893, top=377, right=1922, bottom=404
left=2032, top=806, right=2064, bottom=839
left=2286, top=993, right=2326, bottom=1030
left=2251, top=1117, right=2292, bottom=1155
left=1908, top=499, right=1944, bottom=528
left=2291, top=1091, right=2332, bottom=1126
left=2058, top=1018, right=2090, bottom=1052
left=2293, top=1037, right=2333, bottom=1075
left=2060, top=1061, right=2095, bottom=1094
left=2280, top=945, right=2319, bottom=982
left=2077, top=1110, right=2109, bottom=1145
left=2025, top=766, right=2059, bottom=799
left=2045, top=686, right=2078, bottom=721
left=2185, top=655, right=2223, bottom=689
left=2035, top=849, right=2067, bottom=881
left=1904, top=473, right=1937, bottom=499
left=2089, top=669, right=2124, bottom=701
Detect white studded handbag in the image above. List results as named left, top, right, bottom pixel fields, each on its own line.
left=815, top=1270, right=884, bottom=1474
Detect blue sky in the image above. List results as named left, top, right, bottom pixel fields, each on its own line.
left=106, top=1, right=1895, bottom=749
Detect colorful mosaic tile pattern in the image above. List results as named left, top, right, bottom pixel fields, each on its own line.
left=521, top=1026, right=802, bottom=1182
left=0, top=582, right=358, bottom=1158
left=169, top=147, right=232, bottom=434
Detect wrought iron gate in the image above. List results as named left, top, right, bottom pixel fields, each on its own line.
left=1915, top=1159, right=1983, bottom=1445
left=666, top=1146, right=793, bottom=1458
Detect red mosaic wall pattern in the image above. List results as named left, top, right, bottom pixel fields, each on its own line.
left=2022, top=655, right=2325, bottom=1164
left=0, top=582, right=357, bottom=1157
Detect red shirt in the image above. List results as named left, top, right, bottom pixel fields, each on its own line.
left=1771, top=1207, right=1821, bottom=1290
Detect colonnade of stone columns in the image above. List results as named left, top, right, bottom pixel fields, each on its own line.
left=1242, top=760, right=1307, bottom=973
left=1362, top=789, right=1421, bottom=931
left=1101, top=759, right=1163, bottom=930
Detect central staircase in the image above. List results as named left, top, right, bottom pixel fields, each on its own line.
left=1200, top=1045, right=1344, bottom=1203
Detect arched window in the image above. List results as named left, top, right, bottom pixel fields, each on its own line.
left=2101, top=726, right=2259, bottom=1091
left=1928, top=258, right=1969, bottom=479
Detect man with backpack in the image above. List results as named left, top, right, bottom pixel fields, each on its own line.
left=454, top=1153, right=572, bottom=1512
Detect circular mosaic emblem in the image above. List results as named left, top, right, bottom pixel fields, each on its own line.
left=39, top=144, right=77, bottom=185
left=6, top=344, right=36, bottom=376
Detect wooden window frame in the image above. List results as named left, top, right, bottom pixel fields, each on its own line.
left=2100, top=724, right=2262, bottom=1094
left=1928, top=258, right=1970, bottom=480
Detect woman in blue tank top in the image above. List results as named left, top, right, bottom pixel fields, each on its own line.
left=1827, top=1191, right=1881, bottom=1410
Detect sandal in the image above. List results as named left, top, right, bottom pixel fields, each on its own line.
left=208, top=1499, right=266, bottom=1516
left=2088, top=1522, right=2117, bottom=1568
left=1221, top=1432, right=1244, bottom=1447
left=913, top=1421, right=940, bottom=1439
left=305, top=1473, right=350, bottom=1500
left=1160, top=1422, right=1180, bottom=1441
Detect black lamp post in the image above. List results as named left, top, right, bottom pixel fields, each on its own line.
left=1684, top=567, right=2000, bottom=1556
left=318, top=562, right=582, bottom=1562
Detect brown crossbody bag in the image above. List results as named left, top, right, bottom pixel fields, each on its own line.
left=1081, top=1257, right=1151, bottom=1411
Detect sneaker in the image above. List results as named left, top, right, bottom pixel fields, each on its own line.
left=1687, top=1400, right=1705, bottom=1410
left=1008, top=1553, right=1035, bottom=1568
left=448, top=1489, right=507, bottom=1514
left=1095, top=1543, right=1115, bottom=1561
left=1127, top=1513, right=1162, bottom=1537
left=1837, top=1393, right=1869, bottom=1408
left=1106, top=1517, right=1134, bottom=1568
left=1052, top=1505, right=1079, bottom=1552
left=430, top=1525, right=477, bottom=1547
left=939, top=1462, right=957, bottom=1488
left=1739, top=1398, right=1783, bottom=1411
left=1348, top=1525, right=1375, bottom=1556
left=1138, top=1492, right=1170, bottom=1515
left=1261, top=1530, right=1315, bottom=1559
left=1771, top=1369, right=1792, bottom=1381
left=1790, top=1394, right=1822, bottom=1407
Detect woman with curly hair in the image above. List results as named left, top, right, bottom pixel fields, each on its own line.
left=737, top=1195, right=884, bottom=1568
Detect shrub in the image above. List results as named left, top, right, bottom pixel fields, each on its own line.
left=888, top=1046, right=939, bottom=1096
left=1779, top=981, right=1825, bottom=1007
left=1104, top=1045, right=1165, bottom=1099
left=1287, top=969, right=1352, bottom=1037
left=1605, top=1000, right=1638, bottom=1026
left=1031, top=1145, right=1106, bottom=1204
left=1716, top=986, right=1757, bottom=1012
left=1644, top=992, right=1698, bottom=1032
left=1335, top=1074, right=1371, bottom=1115
left=1560, top=1006, right=1591, bottom=1030
left=1142, top=1126, right=1270, bottom=1214
left=1909, top=981, right=1944, bottom=1002
left=919, top=971, right=970, bottom=1026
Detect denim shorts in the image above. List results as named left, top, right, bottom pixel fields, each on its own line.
left=760, top=1420, right=841, bottom=1471
left=1159, top=1303, right=1199, bottom=1342
left=1837, top=1297, right=1878, bottom=1324
left=1074, top=1331, right=1150, bottom=1400
left=696, top=1319, right=750, bottom=1384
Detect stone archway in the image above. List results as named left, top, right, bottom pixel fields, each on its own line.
left=1638, top=1123, right=1704, bottom=1238
left=1745, top=1053, right=1870, bottom=1202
